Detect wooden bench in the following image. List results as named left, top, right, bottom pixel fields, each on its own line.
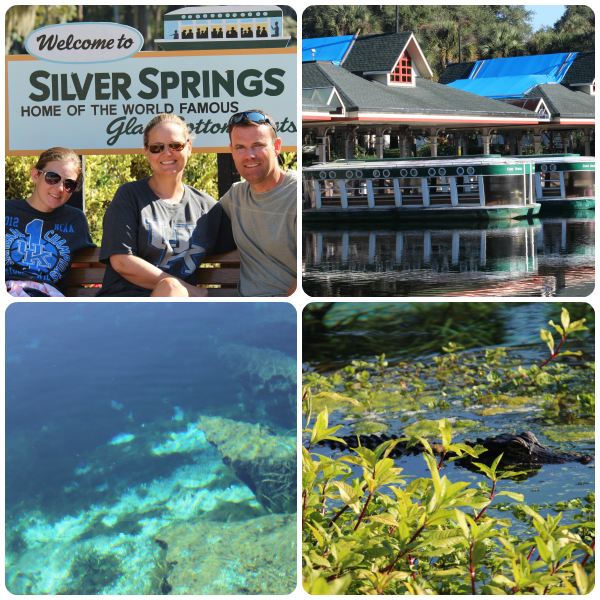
left=67, top=247, right=240, bottom=297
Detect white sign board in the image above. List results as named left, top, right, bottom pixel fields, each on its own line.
left=6, top=48, right=297, bottom=155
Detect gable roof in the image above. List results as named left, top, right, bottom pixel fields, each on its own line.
left=341, top=31, right=433, bottom=79
left=303, top=61, right=538, bottom=118
left=301, top=32, right=433, bottom=76
left=525, top=84, right=595, bottom=118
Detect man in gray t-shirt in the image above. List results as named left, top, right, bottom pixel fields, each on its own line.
left=97, top=179, right=235, bottom=297
left=219, top=110, right=297, bottom=297
left=219, top=171, right=296, bottom=298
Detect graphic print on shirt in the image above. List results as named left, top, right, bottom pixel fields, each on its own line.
left=5, top=219, right=70, bottom=283
left=146, top=218, right=207, bottom=275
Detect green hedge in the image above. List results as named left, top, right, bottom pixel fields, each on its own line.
left=6, top=152, right=297, bottom=246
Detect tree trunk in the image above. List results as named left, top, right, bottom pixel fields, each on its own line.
left=153, top=6, right=163, bottom=50
left=5, top=5, right=37, bottom=54
left=77, top=5, right=84, bottom=22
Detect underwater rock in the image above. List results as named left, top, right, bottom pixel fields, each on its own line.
left=157, top=514, right=296, bottom=594
left=109, top=433, right=135, bottom=445
left=217, top=343, right=295, bottom=397
left=197, top=416, right=295, bottom=514
left=216, top=343, right=296, bottom=426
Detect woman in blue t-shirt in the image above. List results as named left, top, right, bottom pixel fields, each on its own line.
left=5, top=147, right=95, bottom=297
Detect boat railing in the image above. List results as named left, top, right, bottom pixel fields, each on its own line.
left=305, top=173, right=502, bottom=209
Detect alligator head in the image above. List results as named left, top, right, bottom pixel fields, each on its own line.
left=462, top=431, right=594, bottom=466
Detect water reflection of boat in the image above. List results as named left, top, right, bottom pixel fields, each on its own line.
left=155, top=5, right=290, bottom=50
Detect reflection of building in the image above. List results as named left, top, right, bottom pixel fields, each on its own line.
left=156, top=5, right=290, bottom=50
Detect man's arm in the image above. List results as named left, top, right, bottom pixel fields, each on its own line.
left=285, top=279, right=297, bottom=296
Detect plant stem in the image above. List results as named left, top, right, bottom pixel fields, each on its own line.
left=470, top=541, right=476, bottom=595
left=581, top=538, right=595, bottom=567
left=354, top=490, right=373, bottom=531
left=384, top=524, right=426, bottom=574
left=538, top=334, right=566, bottom=370
left=474, top=478, right=496, bottom=522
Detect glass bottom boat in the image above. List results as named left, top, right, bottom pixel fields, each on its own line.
left=303, top=156, right=541, bottom=222
left=510, top=155, right=595, bottom=213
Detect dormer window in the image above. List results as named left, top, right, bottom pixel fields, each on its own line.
left=391, top=51, right=412, bottom=84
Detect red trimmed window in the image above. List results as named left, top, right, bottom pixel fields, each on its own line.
left=391, top=51, right=412, bottom=84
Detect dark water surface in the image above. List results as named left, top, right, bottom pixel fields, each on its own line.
left=303, top=214, right=595, bottom=297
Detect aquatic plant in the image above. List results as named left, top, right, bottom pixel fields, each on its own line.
left=302, top=307, right=595, bottom=594
left=65, top=547, right=123, bottom=595
left=148, top=541, right=175, bottom=594
left=73, top=546, right=105, bottom=572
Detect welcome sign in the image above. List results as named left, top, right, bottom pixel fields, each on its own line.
left=6, top=17, right=296, bottom=155
left=25, top=22, right=144, bottom=63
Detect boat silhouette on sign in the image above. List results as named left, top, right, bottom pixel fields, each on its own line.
left=156, top=5, right=290, bottom=50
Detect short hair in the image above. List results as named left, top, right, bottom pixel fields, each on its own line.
left=227, top=108, right=277, bottom=144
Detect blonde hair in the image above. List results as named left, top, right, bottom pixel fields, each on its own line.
left=227, top=108, right=277, bottom=145
left=34, top=147, right=82, bottom=191
left=143, top=114, right=195, bottom=147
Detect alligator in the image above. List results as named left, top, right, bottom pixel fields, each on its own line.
left=316, top=431, right=594, bottom=467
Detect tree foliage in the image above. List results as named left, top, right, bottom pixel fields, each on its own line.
left=302, top=5, right=594, bottom=78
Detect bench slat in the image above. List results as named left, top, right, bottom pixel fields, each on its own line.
left=68, top=247, right=241, bottom=292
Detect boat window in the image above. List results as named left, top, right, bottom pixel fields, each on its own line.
left=456, top=176, right=480, bottom=204
left=315, top=180, right=350, bottom=207
left=426, top=177, right=452, bottom=206
left=539, top=171, right=561, bottom=197
left=372, top=178, right=395, bottom=206
left=564, top=171, right=595, bottom=198
left=483, top=175, right=525, bottom=206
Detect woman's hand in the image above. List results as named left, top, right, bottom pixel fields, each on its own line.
left=186, top=285, right=209, bottom=298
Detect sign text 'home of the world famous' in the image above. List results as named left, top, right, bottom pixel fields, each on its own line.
left=7, top=19, right=297, bottom=155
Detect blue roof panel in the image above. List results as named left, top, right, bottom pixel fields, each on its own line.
left=448, top=52, right=578, bottom=98
left=302, top=35, right=355, bottom=65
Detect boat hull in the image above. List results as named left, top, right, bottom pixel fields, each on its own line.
left=303, top=204, right=541, bottom=223
left=537, top=197, right=595, bottom=213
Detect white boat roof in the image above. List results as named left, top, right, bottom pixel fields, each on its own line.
left=165, top=6, right=282, bottom=15
left=510, top=155, right=595, bottom=163
left=305, top=156, right=532, bottom=169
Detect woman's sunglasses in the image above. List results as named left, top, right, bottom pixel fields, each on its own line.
left=146, top=141, right=188, bottom=154
left=228, top=111, right=277, bottom=134
left=37, top=169, right=79, bottom=193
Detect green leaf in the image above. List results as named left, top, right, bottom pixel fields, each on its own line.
left=330, top=480, right=363, bottom=514
left=314, top=391, right=360, bottom=406
left=560, top=307, right=571, bottom=332
left=540, top=329, right=554, bottom=353
left=495, top=491, right=525, bottom=501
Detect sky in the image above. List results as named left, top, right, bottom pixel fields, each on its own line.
left=524, top=4, right=567, bottom=30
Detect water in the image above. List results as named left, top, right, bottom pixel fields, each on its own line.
left=302, top=302, right=595, bottom=587
left=303, top=214, right=595, bottom=297
left=5, top=303, right=297, bottom=595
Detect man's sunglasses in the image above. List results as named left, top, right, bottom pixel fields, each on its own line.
left=146, top=141, right=188, bottom=154
left=37, top=169, right=79, bottom=193
left=228, top=111, right=277, bottom=134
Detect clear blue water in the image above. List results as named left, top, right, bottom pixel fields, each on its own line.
left=5, top=302, right=297, bottom=594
